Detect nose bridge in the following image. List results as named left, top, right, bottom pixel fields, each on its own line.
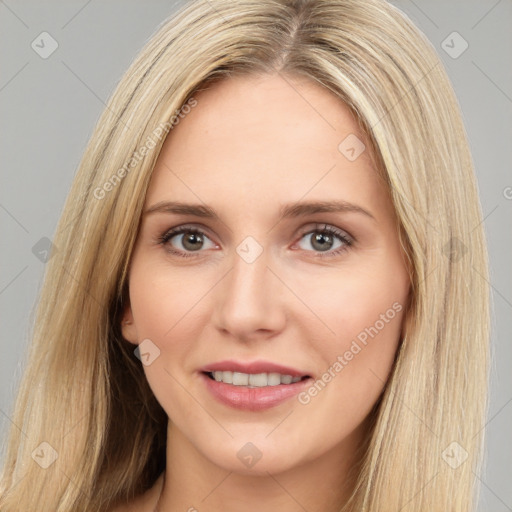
left=213, top=242, right=285, bottom=338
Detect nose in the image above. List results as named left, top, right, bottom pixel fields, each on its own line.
left=211, top=246, right=287, bottom=342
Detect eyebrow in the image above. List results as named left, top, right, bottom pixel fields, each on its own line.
left=144, top=200, right=376, bottom=222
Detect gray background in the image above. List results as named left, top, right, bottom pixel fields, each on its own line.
left=1, top=1, right=510, bottom=510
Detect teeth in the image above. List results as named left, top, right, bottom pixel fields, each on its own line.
left=281, top=375, right=293, bottom=384
left=209, top=371, right=304, bottom=387
left=249, top=373, right=267, bottom=387
left=267, top=372, right=281, bottom=386
left=232, top=372, right=249, bottom=385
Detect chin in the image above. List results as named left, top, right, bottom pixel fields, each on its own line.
left=200, top=437, right=308, bottom=476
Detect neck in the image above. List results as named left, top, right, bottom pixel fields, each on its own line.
left=156, top=418, right=369, bottom=512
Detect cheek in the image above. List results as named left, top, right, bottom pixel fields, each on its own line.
left=330, top=277, right=405, bottom=358
left=129, top=263, right=207, bottom=341
left=127, top=265, right=207, bottom=422
left=297, top=261, right=408, bottom=415
left=127, top=259, right=216, bottom=386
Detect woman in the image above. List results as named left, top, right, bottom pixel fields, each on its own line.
left=0, top=0, right=490, bottom=511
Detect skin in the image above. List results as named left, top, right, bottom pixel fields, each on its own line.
left=118, top=73, right=411, bottom=512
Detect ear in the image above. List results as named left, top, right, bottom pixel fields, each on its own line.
left=121, top=303, right=138, bottom=345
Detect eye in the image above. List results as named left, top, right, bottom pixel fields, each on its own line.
left=158, top=226, right=216, bottom=258
left=294, top=223, right=353, bottom=257
left=157, top=223, right=353, bottom=259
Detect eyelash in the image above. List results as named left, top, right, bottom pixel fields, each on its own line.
left=157, top=223, right=354, bottom=259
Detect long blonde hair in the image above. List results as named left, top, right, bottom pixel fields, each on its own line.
left=0, top=0, right=490, bottom=510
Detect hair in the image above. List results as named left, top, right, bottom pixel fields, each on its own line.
left=0, top=0, right=490, bottom=510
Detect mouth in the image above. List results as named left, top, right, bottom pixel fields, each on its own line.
left=203, top=371, right=310, bottom=388
left=202, top=370, right=310, bottom=388
left=199, top=361, right=313, bottom=411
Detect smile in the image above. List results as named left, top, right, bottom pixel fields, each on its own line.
left=199, top=360, right=313, bottom=411
left=205, top=370, right=305, bottom=387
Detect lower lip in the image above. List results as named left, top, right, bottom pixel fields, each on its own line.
left=201, top=372, right=312, bottom=411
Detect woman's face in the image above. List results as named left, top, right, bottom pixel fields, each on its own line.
left=122, top=73, right=410, bottom=475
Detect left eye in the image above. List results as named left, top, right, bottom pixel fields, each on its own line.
left=294, top=225, right=352, bottom=255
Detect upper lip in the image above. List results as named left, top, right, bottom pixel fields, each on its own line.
left=200, top=360, right=311, bottom=378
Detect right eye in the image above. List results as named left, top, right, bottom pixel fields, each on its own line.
left=158, top=226, right=217, bottom=258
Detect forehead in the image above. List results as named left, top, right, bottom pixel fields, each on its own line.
left=146, top=74, right=388, bottom=218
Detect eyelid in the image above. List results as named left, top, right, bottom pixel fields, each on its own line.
left=296, top=222, right=354, bottom=243
left=158, top=224, right=219, bottom=247
left=158, top=222, right=354, bottom=242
